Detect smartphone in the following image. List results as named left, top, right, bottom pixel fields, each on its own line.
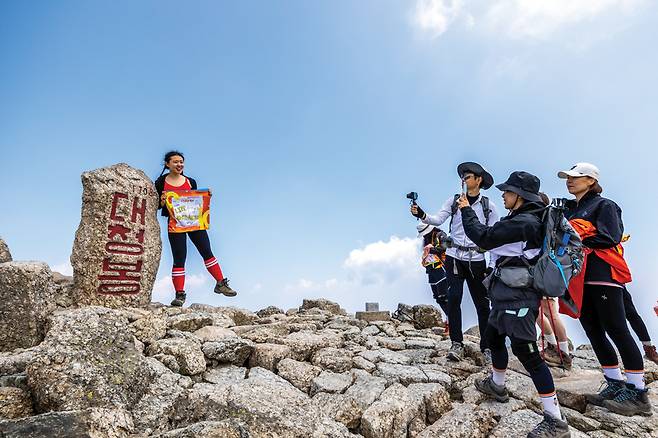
left=461, top=180, right=466, bottom=195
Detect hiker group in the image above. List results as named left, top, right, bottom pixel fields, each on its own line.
left=411, top=162, right=655, bottom=438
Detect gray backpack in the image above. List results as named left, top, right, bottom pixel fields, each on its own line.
left=531, top=200, right=584, bottom=297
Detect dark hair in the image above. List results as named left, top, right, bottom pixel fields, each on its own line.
left=423, top=229, right=437, bottom=246
left=539, top=192, right=550, bottom=206
left=588, top=181, right=603, bottom=195
left=158, top=150, right=185, bottom=178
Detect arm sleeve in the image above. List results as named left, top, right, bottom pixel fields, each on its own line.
left=582, top=201, right=623, bottom=249
left=461, top=206, right=535, bottom=250
left=422, top=197, right=453, bottom=227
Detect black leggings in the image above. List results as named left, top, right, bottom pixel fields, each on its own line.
left=580, top=285, right=644, bottom=371
left=623, top=287, right=651, bottom=343
left=485, top=322, right=555, bottom=395
left=168, top=230, right=214, bottom=267
left=445, top=256, right=490, bottom=350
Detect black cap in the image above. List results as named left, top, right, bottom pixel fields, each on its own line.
left=457, top=162, right=494, bottom=190
left=495, top=171, right=542, bottom=202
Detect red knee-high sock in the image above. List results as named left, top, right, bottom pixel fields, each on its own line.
left=204, top=257, right=224, bottom=282
left=172, top=267, right=185, bottom=292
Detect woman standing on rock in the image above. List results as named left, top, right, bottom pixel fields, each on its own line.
left=558, top=163, right=651, bottom=417
left=459, top=171, right=570, bottom=438
left=154, top=150, right=237, bottom=307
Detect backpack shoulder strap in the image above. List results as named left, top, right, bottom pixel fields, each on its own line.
left=449, top=194, right=460, bottom=233
left=480, top=195, right=491, bottom=226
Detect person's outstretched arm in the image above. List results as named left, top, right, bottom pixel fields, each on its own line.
left=460, top=204, right=534, bottom=250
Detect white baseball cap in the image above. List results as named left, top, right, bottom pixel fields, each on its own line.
left=558, top=162, right=600, bottom=180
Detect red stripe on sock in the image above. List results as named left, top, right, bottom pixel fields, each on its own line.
left=204, top=257, right=224, bottom=281
left=172, top=267, right=185, bottom=292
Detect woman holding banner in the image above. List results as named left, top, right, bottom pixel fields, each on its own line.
left=155, top=150, right=237, bottom=306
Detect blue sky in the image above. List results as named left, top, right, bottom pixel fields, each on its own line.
left=2, top=1, right=657, bottom=344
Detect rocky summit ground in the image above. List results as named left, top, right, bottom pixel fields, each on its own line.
left=0, top=295, right=656, bottom=438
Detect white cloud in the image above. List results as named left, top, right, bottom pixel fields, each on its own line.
left=414, top=0, right=468, bottom=38
left=413, top=0, right=647, bottom=41
left=344, top=236, right=422, bottom=285
left=486, top=0, right=646, bottom=39
left=281, top=236, right=434, bottom=314
left=152, top=273, right=209, bottom=304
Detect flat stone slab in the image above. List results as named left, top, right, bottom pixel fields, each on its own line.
left=356, top=311, right=390, bottom=322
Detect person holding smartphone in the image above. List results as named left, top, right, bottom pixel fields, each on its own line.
left=411, top=162, right=499, bottom=362
left=459, top=171, right=570, bottom=438
left=154, top=150, right=238, bottom=306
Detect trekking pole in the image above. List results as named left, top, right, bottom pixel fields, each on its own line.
left=547, top=299, right=564, bottom=364
left=539, top=303, right=545, bottom=360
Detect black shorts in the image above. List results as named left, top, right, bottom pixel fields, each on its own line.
left=488, top=307, right=538, bottom=342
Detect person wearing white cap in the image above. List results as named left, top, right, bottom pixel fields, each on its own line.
left=558, top=162, right=651, bottom=417
left=411, top=162, right=500, bottom=362
left=417, top=222, right=450, bottom=326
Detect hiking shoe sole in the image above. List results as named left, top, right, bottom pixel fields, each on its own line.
left=216, top=290, right=237, bottom=297
left=603, top=400, right=653, bottom=417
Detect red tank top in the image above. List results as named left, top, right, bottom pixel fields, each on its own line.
left=164, top=177, right=192, bottom=191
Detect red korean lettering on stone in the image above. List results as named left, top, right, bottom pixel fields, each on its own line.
left=108, top=224, right=131, bottom=241
left=97, top=258, right=143, bottom=280
left=97, top=283, right=141, bottom=295
left=105, top=241, right=144, bottom=255
left=135, top=228, right=145, bottom=244
left=97, top=258, right=142, bottom=295
left=131, top=196, right=146, bottom=225
left=110, top=192, right=129, bottom=222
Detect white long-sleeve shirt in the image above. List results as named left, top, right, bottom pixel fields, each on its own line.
left=422, top=194, right=500, bottom=263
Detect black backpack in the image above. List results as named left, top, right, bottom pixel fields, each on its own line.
left=449, top=194, right=491, bottom=232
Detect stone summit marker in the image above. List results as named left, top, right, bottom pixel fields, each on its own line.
left=70, top=163, right=161, bottom=308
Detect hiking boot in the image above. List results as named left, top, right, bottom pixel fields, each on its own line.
left=474, top=375, right=509, bottom=403
left=170, top=292, right=186, bottom=307
left=214, top=278, right=237, bottom=297
left=527, top=412, right=570, bottom=438
left=585, top=377, right=625, bottom=407
left=542, top=344, right=563, bottom=367
left=643, top=345, right=658, bottom=365
left=482, top=348, right=492, bottom=366
left=603, top=384, right=653, bottom=416
left=447, top=342, right=464, bottom=361
left=543, top=345, right=573, bottom=371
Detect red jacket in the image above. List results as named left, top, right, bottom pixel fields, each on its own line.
left=560, top=218, right=632, bottom=318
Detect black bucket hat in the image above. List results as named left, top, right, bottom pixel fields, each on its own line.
left=457, top=162, right=494, bottom=190
left=495, top=171, right=542, bottom=202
